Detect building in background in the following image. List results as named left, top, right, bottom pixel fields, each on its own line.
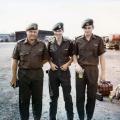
left=0, top=34, right=11, bottom=42
left=0, top=30, right=54, bottom=42
left=15, top=30, right=54, bottom=42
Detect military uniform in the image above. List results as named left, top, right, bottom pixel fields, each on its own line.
left=48, top=23, right=73, bottom=120
left=74, top=19, right=105, bottom=120
left=12, top=23, right=49, bottom=120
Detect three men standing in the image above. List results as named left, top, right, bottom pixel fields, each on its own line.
left=10, top=19, right=106, bottom=120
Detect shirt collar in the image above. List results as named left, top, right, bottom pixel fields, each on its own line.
left=23, top=38, right=40, bottom=44
left=83, top=34, right=96, bottom=41
left=54, top=36, right=66, bottom=42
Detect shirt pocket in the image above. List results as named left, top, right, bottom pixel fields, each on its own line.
left=63, top=48, right=69, bottom=55
left=49, top=45, right=57, bottom=58
left=78, top=43, right=86, bottom=56
left=78, top=47, right=85, bottom=57
left=36, top=49, right=43, bottom=56
left=20, top=52, right=29, bottom=61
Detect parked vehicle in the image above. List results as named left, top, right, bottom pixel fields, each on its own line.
left=104, top=34, right=120, bottom=50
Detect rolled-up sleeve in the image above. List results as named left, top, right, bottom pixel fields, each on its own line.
left=68, top=40, right=74, bottom=57
left=73, top=40, right=79, bottom=56
left=98, top=38, right=106, bottom=56
left=12, top=43, right=20, bottom=60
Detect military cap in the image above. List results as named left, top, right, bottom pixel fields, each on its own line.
left=52, top=22, right=64, bottom=31
left=82, top=18, right=94, bottom=28
left=26, top=23, right=38, bottom=31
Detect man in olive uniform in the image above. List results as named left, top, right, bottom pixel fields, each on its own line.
left=10, top=23, right=48, bottom=120
left=48, top=22, right=73, bottom=120
left=73, top=19, right=106, bottom=120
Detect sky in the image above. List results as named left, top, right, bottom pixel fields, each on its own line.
left=0, top=0, right=120, bottom=38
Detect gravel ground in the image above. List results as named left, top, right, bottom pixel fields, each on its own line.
left=0, top=43, right=120, bottom=120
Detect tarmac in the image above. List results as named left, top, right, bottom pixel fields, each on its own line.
left=0, top=43, right=120, bottom=120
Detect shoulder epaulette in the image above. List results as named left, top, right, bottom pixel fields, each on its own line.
left=75, top=35, right=84, bottom=40
left=17, top=39, right=26, bottom=43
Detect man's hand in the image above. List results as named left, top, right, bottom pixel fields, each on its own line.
left=50, top=62, right=58, bottom=71
left=10, top=76, right=17, bottom=88
left=60, top=63, right=69, bottom=71
left=75, top=63, right=83, bottom=73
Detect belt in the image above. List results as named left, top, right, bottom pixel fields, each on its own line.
left=19, top=68, right=42, bottom=70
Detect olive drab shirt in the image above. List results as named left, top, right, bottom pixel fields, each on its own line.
left=48, top=37, right=73, bottom=67
left=12, top=38, right=49, bottom=69
left=74, top=35, right=105, bottom=66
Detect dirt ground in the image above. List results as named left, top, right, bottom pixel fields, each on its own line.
left=0, top=43, right=120, bottom=120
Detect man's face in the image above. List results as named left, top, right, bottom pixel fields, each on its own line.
left=83, top=25, right=93, bottom=36
left=54, top=29, right=63, bottom=36
left=26, top=30, right=38, bottom=40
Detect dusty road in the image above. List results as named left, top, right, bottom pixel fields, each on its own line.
left=0, top=43, right=120, bottom=120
